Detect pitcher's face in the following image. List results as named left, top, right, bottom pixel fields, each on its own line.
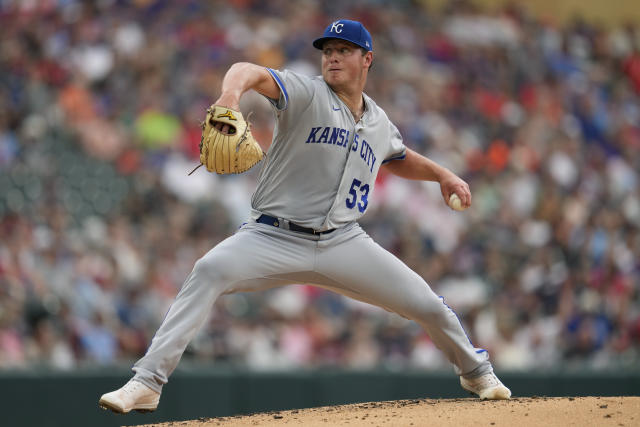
left=321, top=40, right=371, bottom=90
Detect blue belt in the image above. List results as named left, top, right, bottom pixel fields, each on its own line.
left=257, top=214, right=335, bottom=235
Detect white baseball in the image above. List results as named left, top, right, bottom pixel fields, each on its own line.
left=448, top=193, right=465, bottom=211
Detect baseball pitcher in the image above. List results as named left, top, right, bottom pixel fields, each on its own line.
left=99, top=19, right=511, bottom=414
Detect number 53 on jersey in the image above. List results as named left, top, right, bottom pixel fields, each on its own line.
left=345, top=178, right=369, bottom=213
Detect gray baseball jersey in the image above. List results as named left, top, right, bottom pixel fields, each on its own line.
left=251, top=68, right=406, bottom=231
left=130, top=68, right=493, bottom=394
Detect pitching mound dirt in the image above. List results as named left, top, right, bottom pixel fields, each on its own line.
left=137, top=396, right=639, bottom=427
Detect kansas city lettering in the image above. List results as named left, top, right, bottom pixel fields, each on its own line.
left=306, top=127, right=376, bottom=172
left=305, top=126, right=349, bottom=147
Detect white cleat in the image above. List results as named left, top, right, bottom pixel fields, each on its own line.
left=460, top=372, right=511, bottom=400
left=99, top=380, right=160, bottom=414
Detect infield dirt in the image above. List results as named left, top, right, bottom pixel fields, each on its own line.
left=136, top=396, right=639, bottom=427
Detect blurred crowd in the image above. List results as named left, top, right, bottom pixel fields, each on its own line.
left=1, top=0, right=639, bottom=373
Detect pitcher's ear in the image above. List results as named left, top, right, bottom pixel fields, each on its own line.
left=364, top=51, right=373, bottom=69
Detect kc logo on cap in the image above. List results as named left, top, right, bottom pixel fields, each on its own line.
left=313, top=19, right=373, bottom=52
left=330, top=21, right=344, bottom=33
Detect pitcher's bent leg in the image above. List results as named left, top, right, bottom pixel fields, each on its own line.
left=315, top=226, right=492, bottom=378
left=131, top=259, right=224, bottom=393
left=132, top=225, right=314, bottom=393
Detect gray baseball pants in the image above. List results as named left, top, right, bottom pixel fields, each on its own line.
left=132, top=221, right=492, bottom=393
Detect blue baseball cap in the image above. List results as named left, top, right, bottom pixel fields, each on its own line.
left=313, top=19, right=373, bottom=52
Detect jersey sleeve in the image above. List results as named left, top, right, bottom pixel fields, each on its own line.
left=381, top=121, right=407, bottom=164
left=264, top=68, right=315, bottom=114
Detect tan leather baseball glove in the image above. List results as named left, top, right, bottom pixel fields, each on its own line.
left=190, top=105, right=264, bottom=175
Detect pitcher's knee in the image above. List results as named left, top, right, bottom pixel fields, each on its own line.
left=402, top=293, right=451, bottom=323
left=192, top=255, right=230, bottom=285
left=173, top=255, right=233, bottom=301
